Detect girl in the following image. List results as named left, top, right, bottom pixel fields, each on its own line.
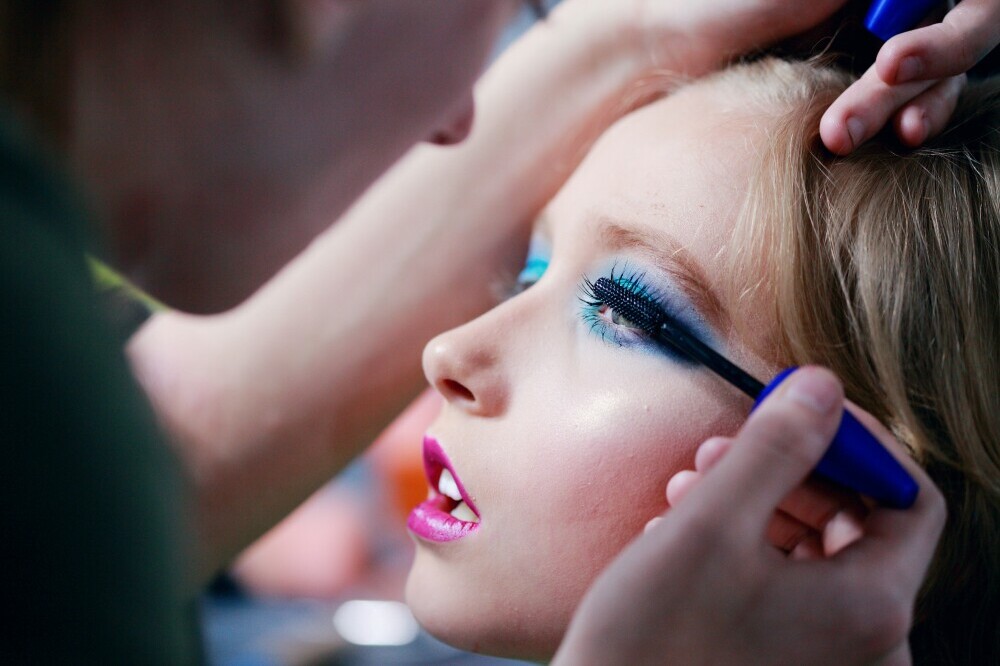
left=407, top=58, right=999, bottom=664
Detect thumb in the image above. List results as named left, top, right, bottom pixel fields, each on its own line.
left=692, top=367, right=844, bottom=534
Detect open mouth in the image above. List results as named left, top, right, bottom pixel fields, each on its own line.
left=424, top=436, right=480, bottom=523
left=407, top=435, right=480, bottom=542
left=431, top=467, right=479, bottom=522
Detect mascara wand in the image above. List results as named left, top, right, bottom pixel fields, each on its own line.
left=593, top=277, right=918, bottom=509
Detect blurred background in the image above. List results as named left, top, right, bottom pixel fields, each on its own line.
left=200, top=6, right=555, bottom=665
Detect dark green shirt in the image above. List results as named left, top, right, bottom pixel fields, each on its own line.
left=0, top=109, right=201, bottom=663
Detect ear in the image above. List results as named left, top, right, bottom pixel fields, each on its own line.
left=270, top=0, right=362, bottom=60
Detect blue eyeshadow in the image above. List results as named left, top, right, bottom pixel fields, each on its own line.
left=578, top=259, right=718, bottom=362
left=516, top=234, right=552, bottom=288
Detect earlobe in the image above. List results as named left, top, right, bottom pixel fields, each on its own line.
left=270, top=0, right=361, bottom=60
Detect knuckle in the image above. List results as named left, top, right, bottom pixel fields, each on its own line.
left=952, top=33, right=980, bottom=72
left=932, top=20, right=961, bottom=57
left=884, top=34, right=907, bottom=55
left=880, top=38, right=910, bottom=70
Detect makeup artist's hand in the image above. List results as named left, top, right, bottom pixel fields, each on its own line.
left=822, top=0, right=1000, bottom=154
left=664, top=423, right=869, bottom=559
left=561, top=0, right=849, bottom=79
left=630, top=0, right=850, bottom=73
left=554, top=367, right=945, bottom=666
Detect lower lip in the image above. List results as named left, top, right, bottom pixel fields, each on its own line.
left=408, top=496, right=480, bottom=542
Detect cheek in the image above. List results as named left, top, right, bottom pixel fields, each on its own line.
left=406, top=354, right=749, bottom=658
left=504, top=370, right=744, bottom=594
left=541, top=376, right=738, bottom=525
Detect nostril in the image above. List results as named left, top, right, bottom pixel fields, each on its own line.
left=442, top=379, right=475, bottom=402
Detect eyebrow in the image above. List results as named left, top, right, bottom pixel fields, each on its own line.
left=596, top=217, right=730, bottom=332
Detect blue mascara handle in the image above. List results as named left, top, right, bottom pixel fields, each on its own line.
left=752, top=367, right=919, bottom=509
left=865, top=0, right=942, bottom=41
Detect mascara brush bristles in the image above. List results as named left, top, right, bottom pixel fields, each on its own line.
left=592, top=277, right=765, bottom=398
left=592, top=278, right=662, bottom=336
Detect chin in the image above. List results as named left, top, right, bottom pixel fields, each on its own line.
left=405, top=548, right=567, bottom=662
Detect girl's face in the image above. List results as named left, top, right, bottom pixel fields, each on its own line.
left=406, top=82, right=778, bottom=660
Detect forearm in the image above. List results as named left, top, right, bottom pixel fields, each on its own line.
left=128, top=2, right=728, bottom=580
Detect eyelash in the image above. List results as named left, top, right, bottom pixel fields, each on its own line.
left=578, top=265, right=661, bottom=347
left=507, top=257, right=668, bottom=346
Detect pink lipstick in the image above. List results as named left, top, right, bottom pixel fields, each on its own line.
left=407, top=435, right=480, bottom=542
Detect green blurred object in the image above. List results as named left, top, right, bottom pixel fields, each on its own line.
left=88, top=255, right=167, bottom=314
left=87, top=255, right=167, bottom=339
left=0, top=103, right=202, bottom=664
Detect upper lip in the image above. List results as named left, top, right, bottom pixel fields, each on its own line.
left=422, top=435, right=480, bottom=518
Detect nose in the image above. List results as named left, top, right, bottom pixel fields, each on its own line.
left=426, top=94, right=476, bottom=146
left=422, top=314, right=510, bottom=417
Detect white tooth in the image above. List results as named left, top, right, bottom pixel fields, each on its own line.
left=438, top=468, right=462, bottom=501
left=450, top=501, right=479, bottom=523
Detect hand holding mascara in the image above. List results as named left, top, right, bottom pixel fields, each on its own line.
left=560, top=366, right=944, bottom=665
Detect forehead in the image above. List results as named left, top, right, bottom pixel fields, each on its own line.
left=546, top=82, right=763, bottom=272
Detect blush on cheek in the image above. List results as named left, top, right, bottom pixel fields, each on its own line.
left=560, top=387, right=713, bottom=475
left=548, top=380, right=743, bottom=536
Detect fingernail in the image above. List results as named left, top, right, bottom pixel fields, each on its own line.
left=846, top=117, right=865, bottom=149
left=896, top=56, right=922, bottom=83
left=785, top=369, right=839, bottom=414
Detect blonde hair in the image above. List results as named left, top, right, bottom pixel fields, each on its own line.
left=712, top=58, right=1000, bottom=663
